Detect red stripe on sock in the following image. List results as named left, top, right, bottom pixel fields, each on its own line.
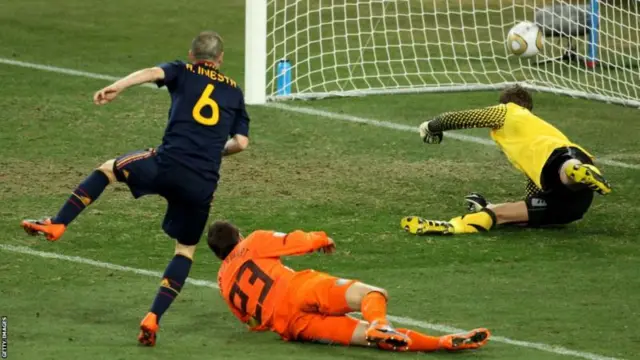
left=69, top=197, right=84, bottom=210
left=168, top=279, right=182, bottom=288
left=76, top=188, right=89, bottom=197
left=159, top=291, right=175, bottom=300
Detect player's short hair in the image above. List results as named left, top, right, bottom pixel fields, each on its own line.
left=499, top=84, right=533, bottom=111
left=191, top=31, right=224, bottom=61
left=207, top=221, right=240, bottom=260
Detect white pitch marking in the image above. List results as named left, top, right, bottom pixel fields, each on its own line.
left=0, top=57, right=638, bottom=170
left=265, top=102, right=640, bottom=170
left=0, top=243, right=624, bottom=360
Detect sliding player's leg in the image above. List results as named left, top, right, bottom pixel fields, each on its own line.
left=405, top=327, right=491, bottom=351
left=343, top=282, right=490, bottom=350
left=288, top=275, right=490, bottom=351
left=343, top=282, right=409, bottom=346
left=290, top=314, right=365, bottom=346
left=138, top=199, right=210, bottom=346
left=292, top=315, right=413, bottom=351
left=291, top=274, right=409, bottom=347
left=290, top=314, right=407, bottom=350
left=290, top=314, right=489, bottom=352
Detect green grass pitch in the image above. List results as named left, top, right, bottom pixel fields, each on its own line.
left=0, top=0, right=639, bottom=359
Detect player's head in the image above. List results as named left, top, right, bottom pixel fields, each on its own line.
left=207, top=221, right=241, bottom=260
left=499, top=84, right=533, bottom=111
left=189, top=31, right=224, bottom=66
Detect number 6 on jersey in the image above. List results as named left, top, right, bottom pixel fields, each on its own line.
left=192, top=84, right=220, bottom=126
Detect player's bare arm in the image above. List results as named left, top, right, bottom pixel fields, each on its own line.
left=222, top=134, right=249, bottom=156
left=93, top=67, right=165, bottom=105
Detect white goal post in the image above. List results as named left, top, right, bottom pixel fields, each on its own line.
left=244, top=0, right=640, bottom=108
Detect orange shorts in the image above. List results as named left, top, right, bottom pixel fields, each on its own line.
left=276, top=271, right=361, bottom=344
left=288, top=314, right=362, bottom=345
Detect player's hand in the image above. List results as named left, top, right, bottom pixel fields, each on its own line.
left=419, top=121, right=443, bottom=144
left=321, top=238, right=336, bottom=254
left=93, top=85, right=121, bottom=105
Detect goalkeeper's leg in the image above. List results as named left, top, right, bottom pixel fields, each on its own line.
left=401, top=202, right=530, bottom=235
left=402, top=190, right=596, bottom=234
left=546, top=147, right=611, bottom=195
left=561, top=160, right=611, bottom=195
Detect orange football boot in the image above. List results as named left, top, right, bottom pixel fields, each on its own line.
left=365, top=320, right=412, bottom=350
left=439, top=328, right=491, bottom=351
left=21, top=218, right=66, bottom=241
left=138, top=312, right=159, bottom=347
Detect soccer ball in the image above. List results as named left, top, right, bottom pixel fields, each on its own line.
left=507, top=21, right=544, bottom=58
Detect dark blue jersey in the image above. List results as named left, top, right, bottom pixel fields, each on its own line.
left=154, top=60, right=249, bottom=183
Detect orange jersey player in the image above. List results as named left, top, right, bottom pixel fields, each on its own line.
left=208, top=221, right=490, bottom=352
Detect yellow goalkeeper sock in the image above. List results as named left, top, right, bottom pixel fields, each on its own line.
left=449, top=209, right=496, bottom=234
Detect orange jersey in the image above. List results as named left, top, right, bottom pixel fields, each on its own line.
left=217, top=230, right=333, bottom=334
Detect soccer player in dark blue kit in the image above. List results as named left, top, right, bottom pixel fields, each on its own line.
left=21, top=31, right=249, bottom=346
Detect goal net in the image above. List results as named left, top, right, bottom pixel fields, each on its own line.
left=244, top=0, right=640, bottom=107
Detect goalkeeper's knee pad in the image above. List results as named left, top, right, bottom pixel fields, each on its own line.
left=449, top=209, right=496, bottom=234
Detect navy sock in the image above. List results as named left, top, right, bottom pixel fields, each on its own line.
left=53, top=170, right=110, bottom=226
left=150, top=254, right=193, bottom=322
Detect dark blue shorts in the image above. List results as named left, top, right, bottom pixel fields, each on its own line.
left=113, top=149, right=213, bottom=246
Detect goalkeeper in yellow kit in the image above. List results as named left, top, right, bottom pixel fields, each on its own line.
left=401, top=85, right=611, bottom=235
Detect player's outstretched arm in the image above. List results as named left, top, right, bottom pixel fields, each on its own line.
left=93, top=67, right=165, bottom=105
left=418, top=105, right=507, bottom=144
left=255, top=230, right=335, bottom=258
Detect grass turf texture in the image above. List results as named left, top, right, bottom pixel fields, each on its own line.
left=1, top=0, right=639, bottom=359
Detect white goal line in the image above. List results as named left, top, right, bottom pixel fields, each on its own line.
left=0, top=243, right=624, bottom=360
left=0, top=57, right=638, bottom=171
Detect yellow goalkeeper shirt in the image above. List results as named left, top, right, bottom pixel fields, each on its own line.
left=427, top=102, right=593, bottom=188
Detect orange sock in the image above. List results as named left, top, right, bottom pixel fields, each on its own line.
left=396, top=328, right=441, bottom=352
left=361, top=291, right=387, bottom=323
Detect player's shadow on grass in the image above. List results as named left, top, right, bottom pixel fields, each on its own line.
left=496, top=223, right=627, bottom=237
left=290, top=341, right=492, bottom=358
